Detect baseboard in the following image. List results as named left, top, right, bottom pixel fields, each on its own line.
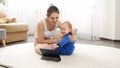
left=100, top=38, right=120, bottom=42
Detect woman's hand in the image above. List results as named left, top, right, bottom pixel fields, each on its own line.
left=52, top=38, right=58, bottom=43
left=69, top=35, right=76, bottom=42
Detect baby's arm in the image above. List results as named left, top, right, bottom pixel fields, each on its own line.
left=57, top=36, right=70, bottom=47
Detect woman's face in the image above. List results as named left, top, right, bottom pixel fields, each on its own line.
left=47, top=12, right=59, bottom=25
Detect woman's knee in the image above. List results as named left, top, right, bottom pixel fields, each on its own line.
left=34, top=45, right=42, bottom=55
left=34, top=44, right=54, bottom=55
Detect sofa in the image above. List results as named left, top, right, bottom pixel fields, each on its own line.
left=0, top=11, right=29, bottom=44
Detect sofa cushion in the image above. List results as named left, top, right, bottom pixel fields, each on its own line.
left=0, top=11, right=6, bottom=18
left=0, top=23, right=29, bottom=33
left=7, top=17, right=16, bottom=23
left=0, top=17, right=8, bottom=24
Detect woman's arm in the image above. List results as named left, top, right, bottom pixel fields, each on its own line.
left=69, top=29, right=77, bottom=42
left=36, top=21, right=57, bottom=44
left=57, top=36, right=70, bottom=47
left=69, top=35, right=77, bottom=42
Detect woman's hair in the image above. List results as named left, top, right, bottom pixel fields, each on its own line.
left=47, top=5, right=59, bottom=17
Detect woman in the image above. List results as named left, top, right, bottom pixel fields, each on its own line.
left=34, top=5, right=75, bottom=55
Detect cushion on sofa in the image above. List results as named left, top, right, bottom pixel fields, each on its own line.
left=0, top=11, right=7, bottom=18
left=7, top=17, right=16, bottom=23
left=0, top=11, right=16, bottom=24
left=0, top=17, right=8, bottom=24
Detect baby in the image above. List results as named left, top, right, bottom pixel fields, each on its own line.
left=53, top=21, right=75, bottom=55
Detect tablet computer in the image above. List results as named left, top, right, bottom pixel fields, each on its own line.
left=40, top=49, right=61, bottom=62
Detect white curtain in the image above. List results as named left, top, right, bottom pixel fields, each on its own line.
left=2, top=0, right=100, bottom=40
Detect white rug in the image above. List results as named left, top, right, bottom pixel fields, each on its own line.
left=0, top=42, right=120, bottom=68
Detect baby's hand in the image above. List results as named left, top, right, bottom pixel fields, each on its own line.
left=53, top=45, right=59, bottom=49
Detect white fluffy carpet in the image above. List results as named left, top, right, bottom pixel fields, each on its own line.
left=0, top=42, right=120, bottom=68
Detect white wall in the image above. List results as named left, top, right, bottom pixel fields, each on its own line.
left=115, top=0, right=120, bottom=40
left=5, top=0, right=98, bottom=40
left=97, top=0, right=120, bottom=40
left=97, top=0, right=116, bottom=40
left=3, top=0, right=120, bottom=40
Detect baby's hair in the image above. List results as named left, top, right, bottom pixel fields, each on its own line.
left=47, top=4, right=59, bottom=17
left=63, top=21, right=73, bottom=32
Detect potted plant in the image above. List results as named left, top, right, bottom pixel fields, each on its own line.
left=0, top=0, right=6, bottom=6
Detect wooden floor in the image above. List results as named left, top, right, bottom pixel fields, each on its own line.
left=76, top=38, right=120, bottom=49
left=1, top=36, right=120, bottom=49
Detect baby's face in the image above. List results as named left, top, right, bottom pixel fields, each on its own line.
left=61, top=23, right=70, bottom=35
